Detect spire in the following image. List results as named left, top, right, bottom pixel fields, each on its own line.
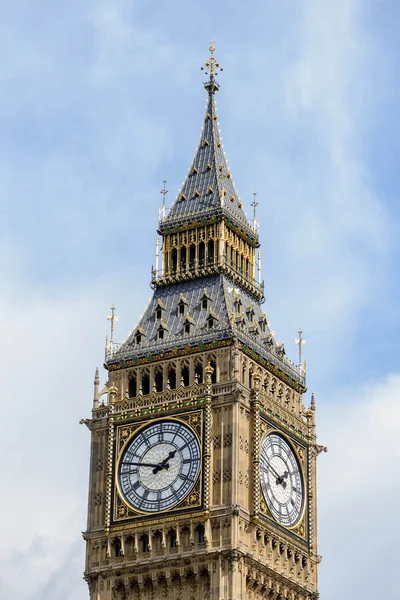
left=201, top=40, right=223, bottom=94
left=160, top=42, right=259, bottom=243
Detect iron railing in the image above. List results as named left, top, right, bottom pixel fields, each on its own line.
left=105, top=328, right=305, bottom=388
left=158, top=205, right=259, bottom=240
left=151, top=255, right=264, bottom=300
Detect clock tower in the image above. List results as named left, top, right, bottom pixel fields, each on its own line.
left=82, top=43, right=322, bottom=600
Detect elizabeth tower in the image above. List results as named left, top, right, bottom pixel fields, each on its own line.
left=82, top=44, right=322, bottom=600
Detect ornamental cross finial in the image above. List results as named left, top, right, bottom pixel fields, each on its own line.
left=107, top=304, right=118, bottom=344
left=295, top=328, right=306, bottom=366
left=201, top=40, right=223, bottom=81
left=160, top=179, right=168, bottom=206
left=251, top=190, right=259, bottom=219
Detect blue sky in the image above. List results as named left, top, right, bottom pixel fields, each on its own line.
left=1, top=1, right=400, bottom=598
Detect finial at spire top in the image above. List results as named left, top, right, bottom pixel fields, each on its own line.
left=201, top=41, right=223, bottom=93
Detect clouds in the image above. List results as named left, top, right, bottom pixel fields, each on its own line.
left=220, top=0, right=390, bottom=387
left=318, top=373, right=400, bottom=598
left=0, top=1, right=399, bottom=599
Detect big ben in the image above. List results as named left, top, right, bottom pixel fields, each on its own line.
left=82, top=43, right=322, bottom=600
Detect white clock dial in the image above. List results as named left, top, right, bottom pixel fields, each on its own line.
left=260, top=432, right=304, bottom=527
left=118, top=420, right=201, bottom=513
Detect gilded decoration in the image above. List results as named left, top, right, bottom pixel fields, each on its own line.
left=111, top=409, right=204, bottom=526
left=258, top=419, right=308, bottom=542
left=83, top=43, right=320, bottom=600
left=106, top=338, right=233, bottom=372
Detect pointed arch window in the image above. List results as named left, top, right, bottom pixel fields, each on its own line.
left=201, top=289, right=212, bottom=311
left=155, top=300, right=165, bottom=321
left=157, top=321, right=168, bottom=342
left=234, top=298, right=242, bottom=315
left=135, top=328, right=145, bottom=346
left=196, top=524, right=205, bottom=544
left=246, top=306, right=255, bottom=324
left=194, top=362, right=203, bottom=384
left=207, top=310, right=218, bottom=330
left=168, top=529, right=177, bottom=549
left=128, top=376, right=137, bottom=398
left=259, top=314, right=267, bottom=334
left=177, top=295, right=188, bottom=317
left=183, top=316, right=194, bottom=336
left=141, top=534, right=149, bottom=554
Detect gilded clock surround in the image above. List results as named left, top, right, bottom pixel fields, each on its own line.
left=112, top=412, right=204, bottom=523
left=258, top=427, right=307, bottom=536
left=82, top=43, right=322, bottom=600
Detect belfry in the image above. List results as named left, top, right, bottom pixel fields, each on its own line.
left=82, top=43, right=321, bottom=600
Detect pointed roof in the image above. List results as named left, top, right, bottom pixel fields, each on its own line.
left=160, top=44, right=258, bottom=241
left=105, top=274, right=305, bottom=392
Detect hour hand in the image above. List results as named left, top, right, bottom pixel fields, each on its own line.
left=161, top=450, right=176, bottom=466
left=153, top=450, right=177, bottom=474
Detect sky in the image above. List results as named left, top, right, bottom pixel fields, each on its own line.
left=1, top=0, right=400, bottom=597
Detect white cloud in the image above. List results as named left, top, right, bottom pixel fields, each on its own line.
left=220, top=0, right=389, bottom=383
left=0, top=1, right=397, bottom=598
left=318, top=373, right=400, bottom=598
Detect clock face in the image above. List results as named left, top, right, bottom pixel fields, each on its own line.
left=260, top=432, right=304, bottom=527
left=118, top=420, right=201, bottom=513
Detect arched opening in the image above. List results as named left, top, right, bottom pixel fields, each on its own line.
left=249, top=370, right=253, bottom=390
left=113, top=538, right=122, bottom=558
left=182, top=365, right=190, bottom=387
left=180, top=246, right=187, bottom=271
left=168, top=366, right=177, bottom=389
left=155, top=370, right=163, bottom=392
left=153, top=531, right=162, bottom=552
left=194, top=362, right=203, bottom=383
left=198, top=242, right=205, bottom=267
left=128, top=377, right=137, bottom=398
left=189, top=244, right=196, bottom=269
left=141, top=534, right=149, bottom=553
left=168, top=529, right=177, bottom=549
left=171, top=248, right=177, bottom=273
left=245, top=259, right=249, bottom=279
left=207, top=240, right=214, bottom=265
left=210, top=359, right=217, bottom=384
left=178, top=300, right=186, bottom=316
left=141, top=373, right=150, bottom=396
left=196, top=524, right=205, bottom=544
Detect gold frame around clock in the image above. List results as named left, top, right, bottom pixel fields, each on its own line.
left=112, top=410, right=204, bottom=524
left=259, top=426, right=307, bottom=533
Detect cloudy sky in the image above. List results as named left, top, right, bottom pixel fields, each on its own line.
left=1, top=0, right=399, bottom=598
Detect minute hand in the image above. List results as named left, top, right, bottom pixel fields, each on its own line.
left=265, top=460, right=282, bottom=480
left=126, top=461, right=161, bottom=468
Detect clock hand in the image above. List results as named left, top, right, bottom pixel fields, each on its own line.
left=265, top=460, right=281, bottom=480
left=124, top=461, right=161, bottom=468
left=161, top=450, right=177, bottom=466
left=153, top=450, right=177, bottom=474
left=277, top=470, right=289, bottom=488
left=265, top=461, right=289, bottom=487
